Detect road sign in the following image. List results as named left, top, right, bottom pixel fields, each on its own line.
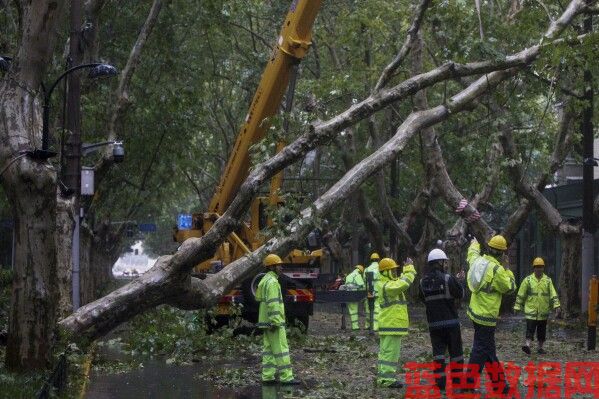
left=138, top=223, right=156, bottom=232
left=177, top=214, right=193, bottom=230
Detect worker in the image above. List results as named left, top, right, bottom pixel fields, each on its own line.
left=376, top=257, right=417, bottom=388
left=344, top=264, right=366, bottom=330
left=256, top=254, right=300, bottom=385
left=466, top=235, right=516, bottom=394
left=365, top=252, right=381, bottom=331
left=419, top=248, right=464, bottom=391
left=514, top=257, right=561, bottom=355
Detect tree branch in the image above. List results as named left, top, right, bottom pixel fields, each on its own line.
left=58, top=0, right=590, bottom=341
left=374, top=0, right=431, bottom=91
left=95, top=0, right=168, bottom=181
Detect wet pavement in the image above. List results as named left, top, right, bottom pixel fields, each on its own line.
left=84, top=304, right=595, bottom=398
left=84, top=359, right=290, bottom=399
left=84, top=329, right=305, bottom=399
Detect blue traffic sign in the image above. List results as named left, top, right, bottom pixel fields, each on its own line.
left=177, top=214, right=193, bottom=230
left=138, top=223, right=156, bottom=232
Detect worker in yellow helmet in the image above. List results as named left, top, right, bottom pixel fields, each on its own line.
left=466, top=235, right=515, bottom=394
left=255, top=254, right=299, bottom=385
left=514, top=257, right=561, bottom=355
left=365, top=252, right=381, bottom=331
left=344, top=265, right=366, bottom=330
left=375, top=257, right=417, bottom=388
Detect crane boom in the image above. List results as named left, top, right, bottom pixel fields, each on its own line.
left=174, top=1, right=325, bottom=330
left=208, top=0, right=322, bottom=214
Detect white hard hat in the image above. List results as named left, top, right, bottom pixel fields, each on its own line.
left=428, top=248, right=449, bottom=263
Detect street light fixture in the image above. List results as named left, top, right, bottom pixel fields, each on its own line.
left=81, top=140, right=125, bottom=162
left=29, top=62, right=118, bottom=160
left=0, top=56, right=11, bottom=72
left=583, top=157, right=599, bottom=167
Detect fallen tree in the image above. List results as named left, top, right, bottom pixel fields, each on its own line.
left=58, top=0, right=594, bottom=343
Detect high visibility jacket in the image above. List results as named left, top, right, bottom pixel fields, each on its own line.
left=365, top=261, right=380, bottom=297
left=345, top=269, right=365, bottom=290
left=466, top=242, right=516, bottom=327
left=376, top=264, right=417, bottom=336
left=256, top=271, right=285, bottom=328
left=514, top=273, right=560, bottom=320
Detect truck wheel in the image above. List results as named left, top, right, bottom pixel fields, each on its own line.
left=289, top=314, right=309, bottom=332
left=241, top=274, right=263, bottom=310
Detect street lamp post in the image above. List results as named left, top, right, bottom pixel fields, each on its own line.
left=72, top=140, right=124, bottom=310
left=28, top=63, right=118, bottom=160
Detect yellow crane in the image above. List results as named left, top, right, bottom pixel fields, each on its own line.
left=174, top=0, right=324, bottom=329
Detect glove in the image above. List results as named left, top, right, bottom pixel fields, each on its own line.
left=455, top=199, right=481, bottom=223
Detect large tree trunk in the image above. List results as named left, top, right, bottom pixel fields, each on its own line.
left=1, top=89, right=60, bottom=372
left=558, top=230, right=582, bottom=318
left=0, top=0, right=69, bottom=370
left=5, top=187, right=58, bottom=370
left=55, top=196, right=75, bottom=317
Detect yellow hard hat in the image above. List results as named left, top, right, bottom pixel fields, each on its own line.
left=356, top=265, right=364, bottom=273
left=370, top=252, right=380, bottom=261
left=532, top=257, right=545, bottom=267
left=488, top=235, right=508, bottom=251
left=378, top=258, right=398, bottom=272
left=264, top=254, right=283, bottom=267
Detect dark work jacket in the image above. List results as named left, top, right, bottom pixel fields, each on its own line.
left=419, top=268, right=464, bottom=331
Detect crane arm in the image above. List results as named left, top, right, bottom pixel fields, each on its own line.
left=208, top=0, right=323, bottom=215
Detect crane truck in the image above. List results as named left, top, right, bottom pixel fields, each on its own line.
left=174, top=0, right=324, bottom=329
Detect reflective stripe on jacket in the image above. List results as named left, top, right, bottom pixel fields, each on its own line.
left=514, top=273, right=560, bottom=320
left=345, top=269, right=365, bottom=290
left=419, top=269, right=463, bottom=330
left=256, top=271, right=285, bottom=328
left=466, top=242, right=516, bottom=327
left=376, top=264, right=417, bottom=336
left=365, top=262, right=380, bottom=296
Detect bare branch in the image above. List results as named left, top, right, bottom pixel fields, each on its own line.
left=499, top=100, right=579, bottom=237
left=108, top=0, right=167, bottom=140
left=374, top=0, right=431, bottom=91
left=94, top=0, right=168, bottom=181
left=412, top=32, right=495, bottom=244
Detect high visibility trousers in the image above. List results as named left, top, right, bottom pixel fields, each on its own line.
left=347, top=302, right=360, bottom=330
left=262, top=327, right=294, bottom=382
left=365, top=298, right=380, bottom=331
left=467, top=322, right=509, bottom=395
left=377, top=335, right=402, bottom=387
left=430, top=326, right=464, bottom=390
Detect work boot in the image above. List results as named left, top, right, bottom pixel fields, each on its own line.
left=386, top=381, right=404, bottom=389
left=280, top=379, right=301, bottom=386
left=537, top=347, right=547, bottom=354
left=521, top=345, right=531, bottom=355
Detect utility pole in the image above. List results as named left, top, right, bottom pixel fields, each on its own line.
left=581, top=7, right=594, bottom=316
left=65, top=0, right=83, bottom=310
left=581, top=5, right=596, bottom=350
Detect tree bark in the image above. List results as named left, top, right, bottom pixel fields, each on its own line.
left=558, top=230, right=582, bottom=318
left=55, top=195, right=75, bottom=317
